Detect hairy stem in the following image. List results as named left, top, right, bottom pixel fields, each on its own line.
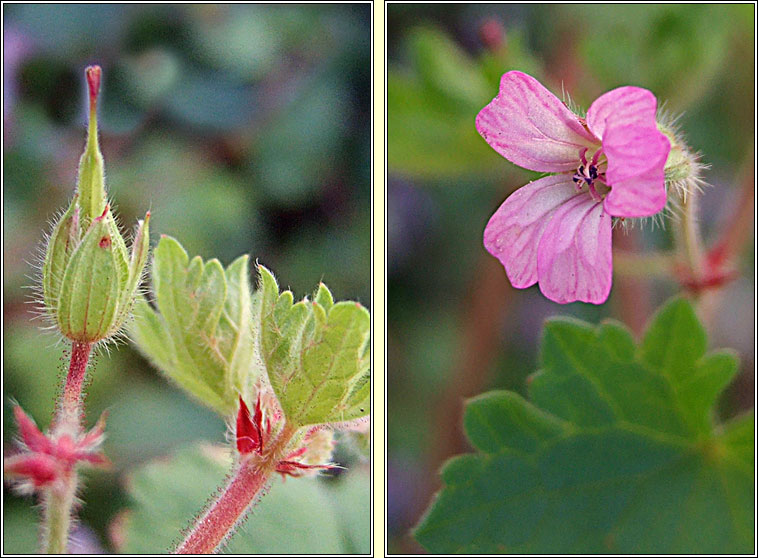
left=42, top=470, right=78, bottom=554
left=676, top=190, right=704, bottom=285
left=58, top=341, right=92, bottom=428
left=43, top=341, right=92, bottom=553
left=174, top=424, right=299, bottom=554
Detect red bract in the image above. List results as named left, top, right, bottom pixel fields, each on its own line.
left=235, top=395, right=263, bottom=455
left=275, top=460, right=336, bottom=479
left=4, top=406, right=110, bottom=489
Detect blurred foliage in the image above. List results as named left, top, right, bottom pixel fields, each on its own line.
left=3, top=3, right=369, bottom=553
left=387, top=4, right=754, bottom=553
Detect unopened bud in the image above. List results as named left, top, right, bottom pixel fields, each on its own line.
left=41, top=66, right=151, bottom=343
left=55, top=206, right=124, bottom=342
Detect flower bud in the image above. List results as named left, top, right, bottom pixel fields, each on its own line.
left=55, top=206, right=124, bottom=342
left=40, top=66, right=151, bottom=344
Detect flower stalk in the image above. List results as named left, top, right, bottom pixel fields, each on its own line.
left=174, top=423, right=299, bottom=554
left=42, top=341, right=94, bottom=553
left=57, top=341, right=92, bottom=428
left=42, top=469, right=79, bottom=554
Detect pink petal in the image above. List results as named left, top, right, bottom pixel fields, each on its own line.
left=586, top=86, right=670, bottom=217
left=476, top=71, right=597, bottom=173
left=536, top=195, right=612, bottom=304
left=602, top=123, right=669, bottom=217
left=484, top=175, right=582, bottom=289
left=603, top=154, right=667, bottom=217
left=585, top=86, right=658, bottom=141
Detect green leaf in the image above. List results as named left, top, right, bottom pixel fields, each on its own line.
left=415, top=297, right=753, bottom=554
left=256, top=265, right=371, bottom=427
left=130, top=236, right=256, bottom=415
left=116, top=444, right=369, bottom=554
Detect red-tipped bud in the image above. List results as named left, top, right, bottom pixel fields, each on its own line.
left=236, top=396, right=263, bottom=455
left=86, top=65, right=102, bottom=111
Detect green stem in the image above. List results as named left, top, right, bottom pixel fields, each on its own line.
left=43, top=470, right=78, bottom=554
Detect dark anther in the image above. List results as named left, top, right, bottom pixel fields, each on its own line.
left=589, top=165, right=598, bottom=180
left=578, top=165, right=584, bottom=174
left=572, top=176, right=580, bottom=183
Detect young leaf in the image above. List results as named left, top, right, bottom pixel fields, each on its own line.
left=415, top=297, right=753, bottom=554
left=130, top=236, right=258, bottom=415
left=256, top=266, right=370, bottom=427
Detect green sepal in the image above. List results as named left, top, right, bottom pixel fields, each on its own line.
left=115, top=213, right=151, bottom=328
left=42, top=195, right=81, bottom=313
left=56, top=209, right=124, bottom=342
left=258, top=265, right=371, bottom=427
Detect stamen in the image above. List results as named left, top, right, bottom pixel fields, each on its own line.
left=590, top=148, right=604, bottom=166
left=579, top=147, right=589, bottom=167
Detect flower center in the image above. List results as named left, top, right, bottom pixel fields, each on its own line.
left=572, top=147, right=607, bottom=201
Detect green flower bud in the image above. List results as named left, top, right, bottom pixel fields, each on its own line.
left=40, top=66, right=151, bottom=343
left=56, top=206, right=124, bottom=342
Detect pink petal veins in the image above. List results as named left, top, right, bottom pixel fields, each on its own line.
left=476, top=71, right=598, bottom=173
left=484, top=175, right=581, bottom=289
left=586, top=86, right=670, bottom=217
left=585, top=86, right=658, bottom=141
left=536, top=196, right=612, bottom=304
left=603, top=151, right=668, bottom=217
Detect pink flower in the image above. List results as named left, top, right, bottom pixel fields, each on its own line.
left=477, top=71, right=670, bottom=304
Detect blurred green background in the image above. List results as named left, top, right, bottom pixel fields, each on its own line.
left=3, top=3, right=369, bottom=553
left=387, top=4, right=754, bottom=553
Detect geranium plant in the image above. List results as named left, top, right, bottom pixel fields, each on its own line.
left=414, top=69, right=753, bottom=554
left=4, top=66, right=370, bottom=555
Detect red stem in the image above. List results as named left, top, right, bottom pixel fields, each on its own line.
left=174, top=425, right=297, bottom=554
left=59, top=341, right=92, bottom=427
